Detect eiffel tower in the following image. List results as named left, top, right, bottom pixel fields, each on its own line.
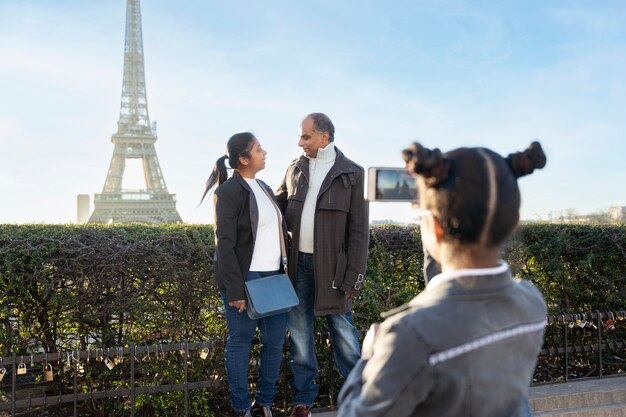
left=89, top=0, right=182, bottom=224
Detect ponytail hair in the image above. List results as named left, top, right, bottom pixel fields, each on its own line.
left=199, top=155, right=228, bottom=205
left=199, top=132, right=256, bottom=205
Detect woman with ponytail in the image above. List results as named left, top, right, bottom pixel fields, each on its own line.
left=338, top=142, right=548, bottom=417
left=201, top=132, right=287, bottom=417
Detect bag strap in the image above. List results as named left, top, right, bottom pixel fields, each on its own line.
left=258, top=181, right=288, bottom=275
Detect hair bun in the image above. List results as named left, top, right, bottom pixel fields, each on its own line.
left=505, top=141, right=547, bottom=178
left=402, top=143, right=451, bottom=187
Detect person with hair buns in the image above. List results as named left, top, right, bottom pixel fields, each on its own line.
left=200, top=132, right=287, bottom=417
left=338, top=142, right=548, bottom=417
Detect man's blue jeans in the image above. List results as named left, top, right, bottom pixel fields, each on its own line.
left=287, top=252, right=361, bottom=406
left=222, top=270, right=288, bottom=413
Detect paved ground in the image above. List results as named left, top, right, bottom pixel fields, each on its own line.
left=529, top=376, right=626, bottom=399
left=309, top=375, right=626, bottom=416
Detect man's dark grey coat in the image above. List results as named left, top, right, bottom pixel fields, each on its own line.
left=276, top=147, right=369, bottom=316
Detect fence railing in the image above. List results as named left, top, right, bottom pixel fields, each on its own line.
left=1, top=310, right=625, bottom=416
left=0, top=341, right=223, bottom=416
left=538, top=310, right=626, bottom=383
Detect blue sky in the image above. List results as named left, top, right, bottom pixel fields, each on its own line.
left=1, top=0, right=624, bottom=224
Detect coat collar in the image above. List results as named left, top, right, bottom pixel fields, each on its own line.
left=230, top=170, right=259, bottom=242
left=232, top=170, right=252, bottom=190
left=293, top=146, right=360, bottom=203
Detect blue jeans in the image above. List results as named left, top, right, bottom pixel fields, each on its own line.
left=222, top=270, right=288, bottom=413
left=287, top=252, right=361, bottom=406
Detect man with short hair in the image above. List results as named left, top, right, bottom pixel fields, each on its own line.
left=276, top=112, right=369, bottom=417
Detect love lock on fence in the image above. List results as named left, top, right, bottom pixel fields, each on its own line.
left=44, top=363, right=54, bottom=382
left=17, top=362, right=27, bottom=375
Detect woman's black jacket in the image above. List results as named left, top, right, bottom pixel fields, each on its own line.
left=213, top=171, right=288, bottom=302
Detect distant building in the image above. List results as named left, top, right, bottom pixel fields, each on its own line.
left=77, top=195, right=90, bottom=224
left=608, top=206, right=626, bottom=223
left=549, top=206, right=625, bottom=225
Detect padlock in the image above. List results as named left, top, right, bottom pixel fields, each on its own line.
left=199, top=348, right=209, bottom=360
left=104, top=357, right=115, bottom=370
left=63, top=361, right=71, bottom=372
left=0, top=367, right=6, bottom=382
left=17, top=362, right=27, bottom=375
left=44, top=364, right=54, bottom=382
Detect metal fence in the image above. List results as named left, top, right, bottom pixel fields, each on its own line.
left=1, top=310, right=625, bottom=416
left=538, top=310, right=626, bottom=383
left=0, top=341, right=221, bottom=416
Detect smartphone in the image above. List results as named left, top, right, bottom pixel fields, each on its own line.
left=367, top=167, right=418, bottom=202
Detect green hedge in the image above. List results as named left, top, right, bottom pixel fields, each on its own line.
left=1, top=223, right=625, bottom=355
left=0, top=224, right=222, bottom=356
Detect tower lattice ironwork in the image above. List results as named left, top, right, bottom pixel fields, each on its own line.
left=89, top=0, right=182, bottom=224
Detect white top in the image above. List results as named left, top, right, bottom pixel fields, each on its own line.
left=299, top=143, right=336, bottom=253
left=245, top=178, right=282, bottom=271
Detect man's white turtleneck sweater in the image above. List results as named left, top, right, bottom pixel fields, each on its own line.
left=299, top=142, right=336, bottom=254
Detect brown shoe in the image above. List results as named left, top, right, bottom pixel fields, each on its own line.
left=289, top=405, right=311, bottom=417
